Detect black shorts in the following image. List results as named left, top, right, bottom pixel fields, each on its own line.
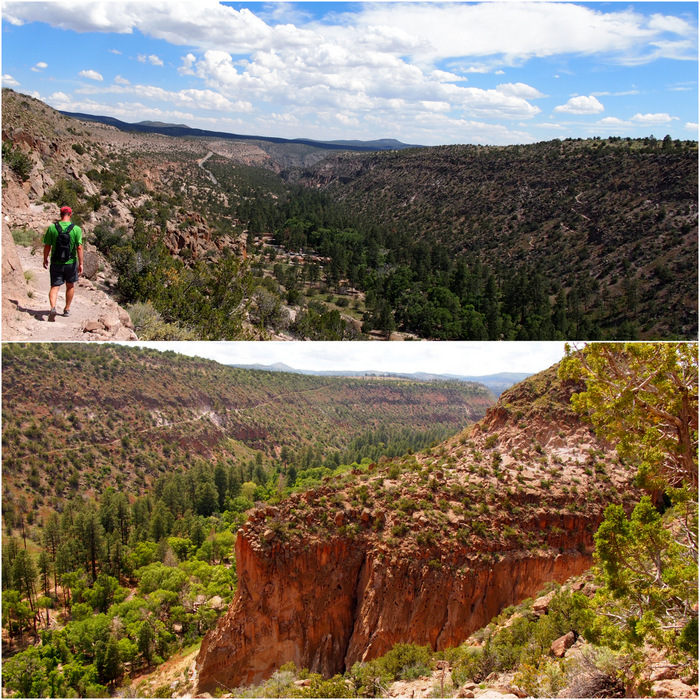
left=50, top=261, right=79, bottom=287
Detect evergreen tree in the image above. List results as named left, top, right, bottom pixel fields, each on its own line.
left=12, top=549, right=38, bottom=610
left=560, top=342, right=698, bottom=492
left=74, top=505, right=104, bottom=582
left=214, top=462, right=228, bottom=511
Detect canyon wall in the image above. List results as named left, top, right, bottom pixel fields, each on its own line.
left=196, top=523, right=594, bottom=693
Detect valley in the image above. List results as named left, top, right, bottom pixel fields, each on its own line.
left=1, top=342, right=697, bottom=699
left=3, top=88, right=697, bottom=342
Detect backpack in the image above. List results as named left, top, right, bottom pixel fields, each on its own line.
left=52, top=222, right=75, bottom=263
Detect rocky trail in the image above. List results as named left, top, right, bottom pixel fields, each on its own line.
left=3, top=237, right=137, bottom=342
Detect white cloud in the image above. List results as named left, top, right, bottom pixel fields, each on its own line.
left=430, top=69, right=463, bottom=84
left=43, top=94, right=206, bottom=126
left=419, top=100, right=450, bottom=113
left=496, top=83, right=545, bottom=99
left=598, top=114, right=680, bottom=130
left=599, top=117, right=629, bottom=127
left=335, top=113, right=359, bottom=127
left=2, top=2, right=315, bottom=53
left=591, top=90, right=641, bottom=97
left=554, top=95, right=605, bottom=114
left=534, top=122, right=567, bottom=131
left=631, top=112, right=677, bottom=125
left=354, top=3, right=698, bottom=66
left=74, top=81, right=252, bottom=113
left=138, top=54, right=164, bottom=66
left=685, top=122, right=698, bottom=132
left=648, top=13, right=694, bottom=36
left=2, top=74, right=20, bottom=87
left=179, top=53, right=197, bottom=76
left=31, top=61, right=47, bottom=72
left=3, top=2, right=695, bottom=65
left=79, top=69, right=104, bottom=81
left=49, top=91, right=71, bottom=102
left=109, top=49, right=121, bottom=55
left=189, top=48, right=541, bottom=124
left=3, top=2, right=695, bottom=145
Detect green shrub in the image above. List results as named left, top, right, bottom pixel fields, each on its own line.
left=43, top=178, right=85, bottom=211
left=12, top=228, right=41, bottom=248
left=484, top=434, right=498, bottom=449
left=351, top=643, right=433, bottom=695
left=127, top=302, right=198, bottom=340
left=2, top=141, right=32, bottom=181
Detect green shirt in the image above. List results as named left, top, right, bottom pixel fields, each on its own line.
left=44, top=221, right=82, bottom=265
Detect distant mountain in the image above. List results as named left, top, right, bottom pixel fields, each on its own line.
left=59, top=110, right=420, bottom=152
left=136, top=120, right=191, bottom=129
left=229, top=363, right=531, bottom=395
left=327, top=138, right=419, bottom=151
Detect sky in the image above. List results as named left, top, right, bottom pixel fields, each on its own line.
left=2, top=1, right=697, bottom=146
left=128, top=341, right=569, bottom=376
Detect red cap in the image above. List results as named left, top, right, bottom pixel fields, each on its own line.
left=60, top=206, right=72, bottom=215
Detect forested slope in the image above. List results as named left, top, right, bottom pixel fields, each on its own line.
left=285, top=138, right=697, bottom=339
left=2, top=343, right=493, bottom=521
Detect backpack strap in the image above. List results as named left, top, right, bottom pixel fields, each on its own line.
left=54, top=222, right=75, bottom=235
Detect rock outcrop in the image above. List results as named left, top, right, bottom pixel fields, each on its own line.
left=195, top=367, right=637, bottom=694
left=197, top=533, right=591, bottom=693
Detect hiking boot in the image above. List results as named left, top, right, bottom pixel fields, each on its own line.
left=64, top=308, right=71, bottom=317
left=48, top=307, right=57, bottom=322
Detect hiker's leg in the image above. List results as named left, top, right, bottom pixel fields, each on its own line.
left=49, top=285, right=59, bottom=309
left=65, top=282, right=75, bottom=310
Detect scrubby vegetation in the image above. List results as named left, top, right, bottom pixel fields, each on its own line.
left=285, top=139, right=698, bottom=340
left=1, top=343, right=492, bottom=510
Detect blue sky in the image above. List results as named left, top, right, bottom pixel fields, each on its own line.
left=2, top=1, right=697, bottom=146
left=129, top=341, right=569, bottom=376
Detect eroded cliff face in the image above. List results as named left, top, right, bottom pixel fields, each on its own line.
left=196, top=366, right=637, bottom=694
left=197, top=528, right=594, bottom=693
left=196, top=534, right=367, bottom=689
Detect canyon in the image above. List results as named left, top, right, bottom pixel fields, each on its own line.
left=195, top=364, right=637, bottom=694
left=3, top=88, right=696, bottom=342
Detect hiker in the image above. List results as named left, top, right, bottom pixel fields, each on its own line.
left=43, top=206, right=83, bottom=321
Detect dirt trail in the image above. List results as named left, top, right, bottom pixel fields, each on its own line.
left=198, top=151, right=218, bottom=185
left=3, top=243, right=137, bottom=341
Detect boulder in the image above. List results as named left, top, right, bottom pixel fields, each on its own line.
left=532, top=590, right=555, bottom=616
left=82, top=248, right=101, bottom=280
left=651, top=680, right=697, bottom=698
left=650, top=666, right=679, bottom=682
left=550, top=631, right=576, bottom=657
